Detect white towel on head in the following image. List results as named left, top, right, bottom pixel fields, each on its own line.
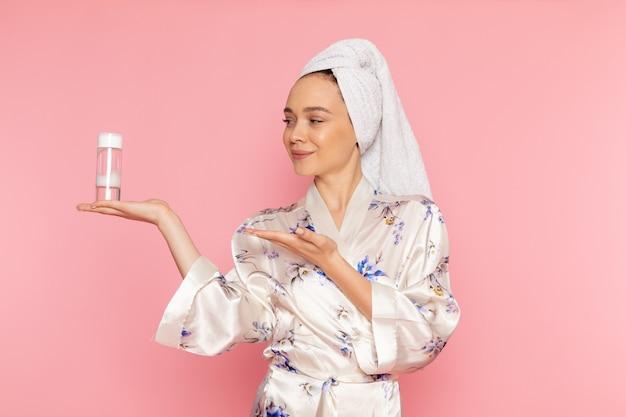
left=298, top=37, right=433, bottom=199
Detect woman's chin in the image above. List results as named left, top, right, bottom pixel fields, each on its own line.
left=293, top=165, right=316, bottom=176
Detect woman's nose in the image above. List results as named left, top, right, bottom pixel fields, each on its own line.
left=288, top=121, right=308, bottom=143
left=289, top=130, right=306, bottom=143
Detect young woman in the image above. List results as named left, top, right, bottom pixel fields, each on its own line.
left=77, top=38, right=461, bottom=417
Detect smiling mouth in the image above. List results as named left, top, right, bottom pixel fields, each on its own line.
left=292, top=151, right=314, bottom=160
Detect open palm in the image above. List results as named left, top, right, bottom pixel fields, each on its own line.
left=75, top=198, right=171, bottom=226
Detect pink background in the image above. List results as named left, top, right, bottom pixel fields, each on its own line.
left=1, top=0, right=624, bottom=416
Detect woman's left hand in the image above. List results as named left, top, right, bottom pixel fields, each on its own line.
left=244, top=226, right=340, bottom=271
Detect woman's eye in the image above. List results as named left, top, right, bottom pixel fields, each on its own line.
left=282, top=119, right=323, bottom=125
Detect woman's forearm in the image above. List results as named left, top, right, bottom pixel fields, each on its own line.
left=322, top=251, right=373, bottom=321
left=157, top=208, right=201, bottom=280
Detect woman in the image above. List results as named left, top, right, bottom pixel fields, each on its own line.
left=76, top=38, right=461, bottom=417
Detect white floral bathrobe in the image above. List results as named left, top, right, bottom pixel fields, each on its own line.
left=154, top=175, right=461, bottom=417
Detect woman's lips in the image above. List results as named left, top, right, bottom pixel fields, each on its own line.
left=292, top=151, right=314, bottom=160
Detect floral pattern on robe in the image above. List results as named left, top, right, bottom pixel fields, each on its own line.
left=154, top=175, right=461, bottom=417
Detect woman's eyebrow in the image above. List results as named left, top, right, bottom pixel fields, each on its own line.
left=283, top=106, right=333, bottom=114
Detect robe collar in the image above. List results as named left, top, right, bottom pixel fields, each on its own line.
left=300, top=174, right=375, bottom=258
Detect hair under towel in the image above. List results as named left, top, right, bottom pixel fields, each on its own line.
left=298, top=38, right=433, bottom=199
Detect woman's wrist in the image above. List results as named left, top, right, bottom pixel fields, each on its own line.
left=322, top=249, right=349, bottom=275
left=156, top=206, right=180, bottom=230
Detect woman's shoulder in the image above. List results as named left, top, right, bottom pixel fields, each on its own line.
left=373, top=190, right=441, bottom=211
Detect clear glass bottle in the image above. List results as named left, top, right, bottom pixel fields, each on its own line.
left=95, top=132, right=123, bottom=201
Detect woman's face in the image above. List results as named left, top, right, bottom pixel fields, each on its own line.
left=282, top=74, right=358, bottom=176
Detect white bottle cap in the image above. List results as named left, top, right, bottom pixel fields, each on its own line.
left=98, top=132, right=123, bottom=149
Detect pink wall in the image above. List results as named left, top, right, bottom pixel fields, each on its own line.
left=1, top=0, right=624, bottom=416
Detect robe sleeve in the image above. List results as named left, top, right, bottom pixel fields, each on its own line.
left=353, top=200, right=461, bottom=375
left=153, top=217, right=277, bottom=356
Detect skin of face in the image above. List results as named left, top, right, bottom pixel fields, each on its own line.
left=282, top=73, right=360, bottom=178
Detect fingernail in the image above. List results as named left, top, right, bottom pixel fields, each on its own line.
left=295, top=227, right=303, bottom=234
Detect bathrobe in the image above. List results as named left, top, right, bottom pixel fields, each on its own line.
left=154, top=175, right=461, bottom=417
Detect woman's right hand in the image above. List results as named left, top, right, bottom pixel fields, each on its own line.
left=75, top=198, right=172, bottom=227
